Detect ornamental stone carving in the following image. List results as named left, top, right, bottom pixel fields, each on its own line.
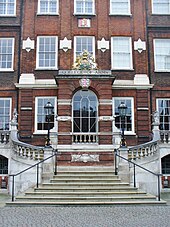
left=71, top=154, right=99, bottom=163
left=72, top=50, right=98, bottom=70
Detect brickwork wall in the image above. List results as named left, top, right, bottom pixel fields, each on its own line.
left=18, top=0, right=152, bottom=146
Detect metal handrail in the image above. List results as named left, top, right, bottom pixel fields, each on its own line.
left=114, top=149, right=162, bottom=201
left=9, top=149, right=57, bottom=202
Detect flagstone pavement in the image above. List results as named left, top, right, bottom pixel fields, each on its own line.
left=0, top=192, right=170, bottom=227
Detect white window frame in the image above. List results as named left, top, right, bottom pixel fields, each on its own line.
left=154, top=39, right=170, bottom=72
left=110, top=0, right=131, bottom=15
left=74, top=36, right=95, bottom=62
left=112, top=97, right=135, bottom=135
left=152, top=0, right=170, bottom=14
left=36, top=36, right=58, bottom=70
left=0, top=0, right=16, bottom=16
left=156, top=98, right=170, bottom=131
left=111, top=37, right=133, bottom=70
left=0, top=38, right=14, bottom=71
left=0, top=98, right=12, bottom=130
left=74, top=0, right=95, bottom=15
left=34, top=96, right=57, bottom=134
left=37, top=0, right=59, bottom=15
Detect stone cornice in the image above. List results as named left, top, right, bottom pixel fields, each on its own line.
left=112, top=84, right=154, bottom=90
left=15, top=83, right=58, bottom=89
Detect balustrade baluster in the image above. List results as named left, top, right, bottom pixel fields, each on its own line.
left=168, top=132, right=170, bottom=144
left=163, top=133, right=166, bottom=143
left=80, top=135, right=82, bottom=143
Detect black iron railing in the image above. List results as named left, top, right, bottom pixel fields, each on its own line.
left=9, top=149, right=57, bottom=202
left=114, top=149, right=162, bottom=201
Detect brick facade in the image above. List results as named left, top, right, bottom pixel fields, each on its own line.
left=0, top=0, right=170, bottom=149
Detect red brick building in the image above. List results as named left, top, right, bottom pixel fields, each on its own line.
left=0, top=0, right=170, bottom=166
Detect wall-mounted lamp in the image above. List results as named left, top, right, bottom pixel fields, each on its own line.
left=118, top=102, right=127, bottom=147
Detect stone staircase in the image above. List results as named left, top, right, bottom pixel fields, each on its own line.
left=6, top=169, right=166, bottom=206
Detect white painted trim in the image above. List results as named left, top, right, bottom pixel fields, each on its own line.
left=0, top=0, right=16, bottom=16
left=112, top=97, right=135, bottom=134
left=34, top=96, right=57, bottom=134
left=110, top=0, right=131, bottom=15
left=154, top=39, right=170, bottom=72
left=0, top=38, right=14, bottom=71
left=37, top=0, right=59, bottom=15
left=74, top=0, right=95, bottom=15
left=111, top=36, right=133, bottom=70
left=152, top=0, right=170, bottom=14
left=0, top=97, right=12, bottom=130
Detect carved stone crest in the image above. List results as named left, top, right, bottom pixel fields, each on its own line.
left=79, top=78, right=91, bottom=89
left=72, top=50, right=98, bottom=70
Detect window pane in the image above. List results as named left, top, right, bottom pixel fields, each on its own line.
left=39, top=0, right=58, bottom=14
left=0, top=0, right=15, bottom=15
left=112, top=37, right=132, bottom=69
left=155, top=39, right=170, bottom=71
left=110, top=0, right=130, bottom=14
left=153, top=0, right=170, bottom=14
left=0, top=38, right=14, bottom=70
left=76, top=0, right=94, bottom=14
left=75, top=37, right=94, bottom=57
left=157, top=99, right=170, bottom=130
left=114, top=98, right=133, bottom=132
left=36, top=97, right=55, bottom=131
left=73, top=90, right=98, bottom=133
left=38, top=37, right=57, bottom=68
left=0, top=98, right=11, bottom=130
left=162, top=155, right=170, bottom=174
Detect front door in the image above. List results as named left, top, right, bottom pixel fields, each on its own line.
left=72, top=89, right=98, bottom=143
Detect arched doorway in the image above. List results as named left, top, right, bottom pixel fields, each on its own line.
left=161, top=154, right=170, bottom=188
left=72, top=89, right=98, bottom=143
left=0, top=155, right=8, bottom=189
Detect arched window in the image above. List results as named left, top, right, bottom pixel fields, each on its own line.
left=72, top=89, right=98, bottom=134
left=0, top=155, right=8, bottom=174
left=162, top=155, right=170, bottom=174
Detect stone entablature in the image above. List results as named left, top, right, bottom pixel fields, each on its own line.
left=56, top=70, right=113, bottom=79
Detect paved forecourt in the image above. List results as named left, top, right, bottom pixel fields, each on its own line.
left=0, top=205, right=170, bottom=227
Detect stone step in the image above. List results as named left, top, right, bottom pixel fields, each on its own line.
left=6, top=168, right=166, bottom=206
left=34, top=186, right=138, bottom=192
left=42, top=182, right=129, bottom=186
left=55, top=171, right=116, bottom=175
left=52, top=174, right=119, bottom=179
left=16, top=195, right=156, bottom=201
left=50, top=178, right=122, bottom=183
left=6, top=200, right=166, bottom=206
left=25, top=191, right=148, bottom=197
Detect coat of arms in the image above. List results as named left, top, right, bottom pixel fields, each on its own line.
left=72, top=50, right=98, bottom=70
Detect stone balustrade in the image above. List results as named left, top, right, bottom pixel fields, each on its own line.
left=10, top=130, right=44, bottom=160
left=128, top=140, right=159, bottom=161
left=160, top=130, right=170, bottom=144
left=72, top=133, right=98, bottom=143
